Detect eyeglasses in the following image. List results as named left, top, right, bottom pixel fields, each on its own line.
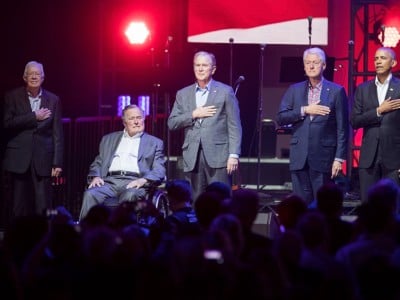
left=26, top=72, right=43, bottom=78
left=304, top=60, right=322, bottom=67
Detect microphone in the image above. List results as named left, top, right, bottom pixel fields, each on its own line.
left=234, top=76, right=245, bottom=95
left=308, top=16, right=313, bottom=36
left=381, top=25, right=385, bottom=43
left=234, top=75, right=245, bottom=86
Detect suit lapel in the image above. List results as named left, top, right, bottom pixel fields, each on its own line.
left=186, top=84, right=197, bottom=114
left=301, top=81, right=309, bottom=107
left=21, top=90, right=32, bottom=112
left=319, top=81, right=331, bottom=106
left=368, top=82, right=379, bottom=106
left=110, top=133, right=123, bottom=157
left=40, top=90, right=50, bottom=109
left=138, top=133, right=147, bottom=161
left=386, top=77, right=400, bottom=99
left=206, top=81, right=218, bottom=106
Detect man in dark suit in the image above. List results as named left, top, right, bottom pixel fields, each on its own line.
left=79, top=104, right=166, bottom=220
left=3, top=61, right=64, bottom=218
left=277, top=47, right=349, bottom=205
left=168, top=51, right=242, bottom=202
left=351, top=47, right=400, bottom=203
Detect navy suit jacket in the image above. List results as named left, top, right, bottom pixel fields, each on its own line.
left=351, top=76, right=400, bottom=169
left=87, top=131, right=166, bottom=183
left=277, top=79, right=349, bottom=173
left=168, top=80, right=242, bottom=172
left=3, top=86, right=63, bottom=176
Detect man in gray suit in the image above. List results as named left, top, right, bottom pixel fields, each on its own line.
left=79, top=105, right=166, bottom=220
left=168, top=51, right=242, bottom=202
left=351, top=47, right=400, bottom=203
left=277, top=47, right=349, bottom=205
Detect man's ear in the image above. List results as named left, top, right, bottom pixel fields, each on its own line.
left=391, top=59, right=397, bottom=68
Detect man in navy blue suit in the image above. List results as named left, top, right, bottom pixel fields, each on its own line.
left=277, top=47, right=349, bottom=205
left=351, top=47, right=400, bottom=203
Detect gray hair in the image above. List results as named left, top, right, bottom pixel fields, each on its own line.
left=376, top=47, right=397, bottom=60
left=194, top=51, right=216, bottom=67
left=23, top=61, right=45, bottom=77
left=122, top=104, right=145, bottom=119
left=303, top=47, right=326, bottom=64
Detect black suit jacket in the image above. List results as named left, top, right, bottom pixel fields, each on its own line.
left=351, top=76, right=400, bottom=169
left=3, top=86, right=64, bottom=176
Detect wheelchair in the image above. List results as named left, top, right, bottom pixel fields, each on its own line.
left=103, top=181, right=169, bottom=219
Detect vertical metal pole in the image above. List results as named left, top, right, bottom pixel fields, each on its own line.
left=229, top=38, right=234, bottom=86
left=257, top=44, right=266, bottom=192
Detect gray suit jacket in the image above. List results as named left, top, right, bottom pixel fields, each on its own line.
left=168, top=80, right=242, bottom=172
left=87, top=131, right=166, bottom=182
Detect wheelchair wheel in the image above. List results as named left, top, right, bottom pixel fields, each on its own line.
left=151, top=190, right=169, bottom=218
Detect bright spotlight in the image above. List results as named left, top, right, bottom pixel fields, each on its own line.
left=378, top=26, right=400, bottom=47
left=125, top=21, right=150, bottom=44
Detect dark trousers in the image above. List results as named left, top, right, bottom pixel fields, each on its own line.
left=11, top=165, right=52, bottom=217
left=291, top=163, right=333, bottom=205
left=359, top=153, right=400, bottom=203
left=185, top=148, right=231, bottom=203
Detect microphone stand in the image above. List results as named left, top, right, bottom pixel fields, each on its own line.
left=257, top=44, right=266, bottom=192
left=308, top=16, right=312, bottom=47
left=234, top=81, right=242, bottom=95
left=229, top=38, right=234, bottom=86
left=232, top=79, right=242, bottom=190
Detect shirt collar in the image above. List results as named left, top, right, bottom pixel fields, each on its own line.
left=27, top=88, right=42, bottom=98
left=375, top=73, right=392, bottom=86
left=196, top=80, right=212, bottom=91
left=309, top=78, right=324, bottom=90
left=123, top=130, right=143, bottom=139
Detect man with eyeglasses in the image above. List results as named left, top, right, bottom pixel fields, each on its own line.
left=3, top=61, right=64, bottom=218
left=277, top=47, right=349, bottom=205
left=79, top=104, right=166, bottom=220
left=168, top=51, right=242, bottom=203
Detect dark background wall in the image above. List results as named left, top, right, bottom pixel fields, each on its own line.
left=1, top=0, right=399, bottom=161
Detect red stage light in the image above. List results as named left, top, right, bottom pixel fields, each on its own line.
left=379, top=3, right=400, bottom=47
left=378, top=26, right=400, bottom=47
left=124, top=21, right=150, bottom=44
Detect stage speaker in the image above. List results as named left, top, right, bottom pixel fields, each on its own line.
left=252, top=212, right=280, bottom=239
left=261, top=119, right=277, bottom=158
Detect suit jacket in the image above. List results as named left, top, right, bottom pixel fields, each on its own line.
left=88, top=131, right=166, bottom=182
left=3, top=86, right=63, bottom=176
left=277, top=79, right=349, bottom=173
left=351, top=75, right=400, bottom=169
left=168, top=80, right=242, bottom=172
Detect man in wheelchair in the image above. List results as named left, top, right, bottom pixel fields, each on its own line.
left=79, top=104, right=166, bottom=221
